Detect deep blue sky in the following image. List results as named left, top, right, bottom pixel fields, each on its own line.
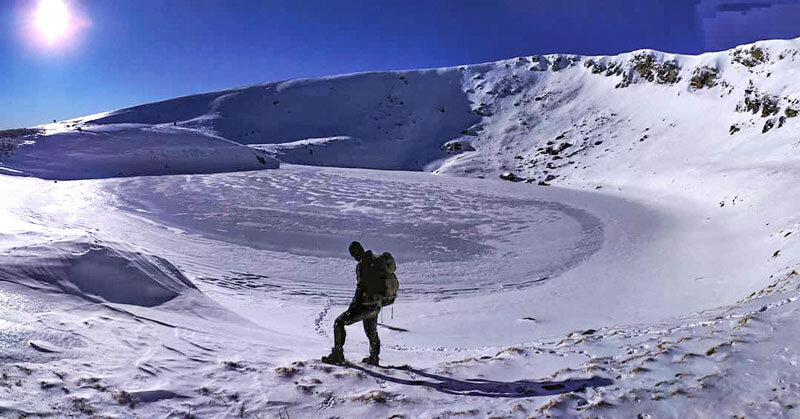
left=2, top=0, right=799, bottom=129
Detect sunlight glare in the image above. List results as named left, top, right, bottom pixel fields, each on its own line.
left=35, top=0, right=70, bottom=45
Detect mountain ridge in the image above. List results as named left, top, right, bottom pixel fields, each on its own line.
left=58, top=37, right=800, bottom=180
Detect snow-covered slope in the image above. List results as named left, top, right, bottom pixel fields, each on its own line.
left=1, top=38, right=800, bottom=417
left=5, top=37, right=799, bottom=181
left=8, top=37, right=798, bottom=181
left=84, top=70, right=480, bottom=171
left=0, top=124, right=278, bottom=180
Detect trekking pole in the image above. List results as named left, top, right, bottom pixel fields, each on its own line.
left=391, top=305, right=394, bottom=320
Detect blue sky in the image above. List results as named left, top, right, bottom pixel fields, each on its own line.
left=1, top=0, right=798, bottom=129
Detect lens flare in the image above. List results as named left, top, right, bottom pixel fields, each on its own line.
left=35, top=0, right=70, bottom=45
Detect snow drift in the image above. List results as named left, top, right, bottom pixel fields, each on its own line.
left=0, top=236, right=198, bottom=306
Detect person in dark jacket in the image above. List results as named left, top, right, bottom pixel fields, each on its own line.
left=322, top=241, right=383, bottom=366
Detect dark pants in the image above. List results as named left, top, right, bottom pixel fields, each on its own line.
left=333, top=304, right=380, bottom=358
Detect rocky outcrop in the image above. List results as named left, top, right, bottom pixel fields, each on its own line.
left=689, top=67, right=719, bottom=90
left=441, top=140, right=474, bottom=154
left=631, top=54, right=681, bottom=84
left=0, top=129, right=43, bottom=158
left=737, top=81, right=780, bottom=117
left=732, top=46, right=769, bottom=67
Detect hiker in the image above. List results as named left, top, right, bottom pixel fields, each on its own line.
left=322, top=241, right=398, bottom=366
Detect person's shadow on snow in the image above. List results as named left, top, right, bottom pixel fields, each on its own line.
left=348, top=364, right=613, bottom=398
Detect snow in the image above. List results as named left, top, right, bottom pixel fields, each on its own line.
left=0, top=236, right=198, bottom=307
left=0, top=124, right=278, bottom=180
left=0, top=37, right=799, bottom=417
left=79, top=69, right=479, bottom=171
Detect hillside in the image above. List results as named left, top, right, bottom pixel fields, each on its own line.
left=6, top=38, right=798, bottom=183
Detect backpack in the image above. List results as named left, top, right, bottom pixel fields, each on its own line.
left=359, top=252, right=399, bottom=307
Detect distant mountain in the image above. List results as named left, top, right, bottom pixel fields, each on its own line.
left=3, top=37, right=799, bottom=182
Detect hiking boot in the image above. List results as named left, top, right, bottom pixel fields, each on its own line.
left=321, top=348, right=345, bottom=365
left=361, top=355, right=379, bottom=366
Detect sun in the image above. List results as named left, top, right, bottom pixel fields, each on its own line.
left=35, top=0, right=70, bottom=45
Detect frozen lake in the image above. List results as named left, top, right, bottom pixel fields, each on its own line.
left=7, top=165, right=602, bottom=298
left=122, top=167, right=603, bottom=297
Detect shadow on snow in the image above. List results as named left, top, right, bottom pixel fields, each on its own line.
left=348, top=364, right=613, bottom=398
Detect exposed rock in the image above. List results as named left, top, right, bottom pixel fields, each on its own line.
left=785, top=108, right=799, bottom=118
left=550, top=56, right=565, bottom=72
left=689, top=66, right=719, bottom=90
left=641, top=56, right=678, bottom=83
left=779, top=49, right=799, bottom=60
left=473, top=103, right=494, bottom=117
left=0, top=140, right=16, bottom=157
left=566, top=55, right=581, bottom=68
left=0, top=129, right=43, bottom=158
left=655, top=60, right=680, bottom=84
left=632, top=54, right=657, bottom=82
left=499, top=172, right=519, bottom=182
left=729, top=124, right=741, bottom=135
left=545, top=55, right=579, bottom=72
left=760, top=97, right=780, bottom=118
left=460, top=124, right=482, bottom=136
left=529, top=55, right=548, bottom=72
left=762, top=118, right=775, bottom=133
left=542, top=142, right=573, bottom=156
left=489, top=75, right=525, bottom=98
left=737, top=81, right=779, bottom=117
left=732, top=46, right=768, bottom=67
left=605, top=62, right=624, bottom=77
left=441, top=140, right=474, bottom=154
left=0, top=128, right=43, bottom=139
left=621, top=53, right=682, bottom=86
